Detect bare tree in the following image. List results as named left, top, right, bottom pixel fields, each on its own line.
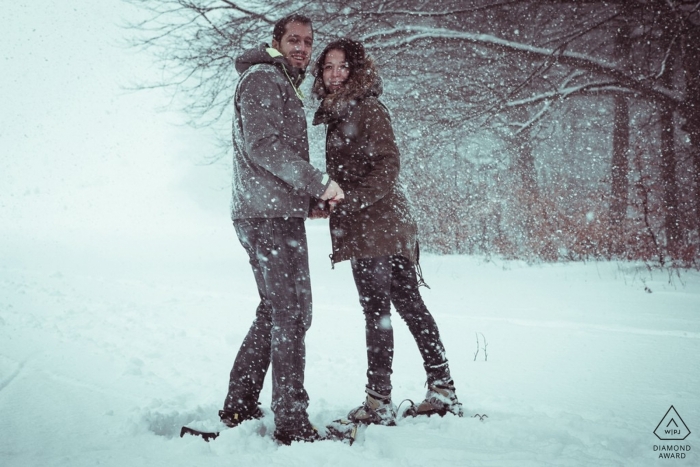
left=124, top=0, right=700, bottom=263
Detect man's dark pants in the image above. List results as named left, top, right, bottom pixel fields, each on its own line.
left=224, top=217, right=312, bottom=432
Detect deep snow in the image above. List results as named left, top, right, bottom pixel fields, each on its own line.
left=1, top=221, right=698, bottom=466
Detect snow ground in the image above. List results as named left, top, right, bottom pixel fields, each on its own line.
left=1, top=222, right=698, bottom=467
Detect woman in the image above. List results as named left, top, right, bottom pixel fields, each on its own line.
left=311, top=38, right=464, bottom=425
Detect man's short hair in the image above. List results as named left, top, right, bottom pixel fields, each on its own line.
left=273, top=14, right=313, bottom=43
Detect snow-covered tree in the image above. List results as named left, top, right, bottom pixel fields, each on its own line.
left=125, top=0, right=700, bottom=264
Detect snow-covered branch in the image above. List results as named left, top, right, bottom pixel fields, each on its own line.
left=506, top=81, right=633, bottom=108
left=361, top=26, right=684, bottom=106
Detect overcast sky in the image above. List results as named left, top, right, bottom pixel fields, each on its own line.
left=1, top=2, right=228, bottom=241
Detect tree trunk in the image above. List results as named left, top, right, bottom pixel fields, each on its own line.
left=610, top=95, right=629, bottom=255
left=659, top=56, right=681, bottom=256
left=609, top=20, right=631, bottom=256
left=511, top=124, right=541, bottom=256
left=511, top=104, right=539, bottom=204
left=681, top=24, right=700, bottom=238
left=514, top=130, right=539, bottom=203
left=659, top=106, right=681, bottom=256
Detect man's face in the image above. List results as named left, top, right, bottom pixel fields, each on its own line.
left=272, top=21, right=313, bottom=70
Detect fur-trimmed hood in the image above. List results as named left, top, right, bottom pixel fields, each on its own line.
left=312, top=57, right=383, bottom=125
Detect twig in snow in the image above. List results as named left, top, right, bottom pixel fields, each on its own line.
left=473, top=332, right=480, bottom=361
left=474, top=332, right=488, bottom=361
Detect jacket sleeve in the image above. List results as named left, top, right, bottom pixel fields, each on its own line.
left=238, top=68, right=329, bottom=198
left=341, top=100, right=401, bottom=212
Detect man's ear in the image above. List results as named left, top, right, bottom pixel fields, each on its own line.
left=271, top=40, right=279, bottom=50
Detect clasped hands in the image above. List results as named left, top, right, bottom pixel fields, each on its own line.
left=310, top=180, right=344, bottom=219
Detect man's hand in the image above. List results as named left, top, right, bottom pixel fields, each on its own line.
left=327, top=199, right=341, bottom=213
left=308, top=199, right=330, bottom=219
left=320, top=180, right=345, bottom=202
left=308, top=207, right=330, bottom=219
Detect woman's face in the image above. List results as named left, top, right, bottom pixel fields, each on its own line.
left=322, top=49, right=350, bottom=93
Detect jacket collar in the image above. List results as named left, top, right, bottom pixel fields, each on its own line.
left=235, top=44, right=306, bottom=87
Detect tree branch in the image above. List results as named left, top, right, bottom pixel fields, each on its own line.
left=361, top=26, right=683, bottom=107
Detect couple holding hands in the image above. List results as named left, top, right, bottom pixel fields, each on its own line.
left=220, top=14, right=463, bottom=445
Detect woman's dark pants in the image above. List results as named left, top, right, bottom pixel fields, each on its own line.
left=350, top=254, right=451, bottom=397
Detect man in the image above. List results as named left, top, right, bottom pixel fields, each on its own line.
left=221, top=14, right=344, bottom=445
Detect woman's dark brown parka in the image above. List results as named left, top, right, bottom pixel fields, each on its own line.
left=313, top=57, right=418, bottom=265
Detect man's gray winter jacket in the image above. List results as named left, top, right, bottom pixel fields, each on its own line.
left=231, top=44, right=329, bottom=220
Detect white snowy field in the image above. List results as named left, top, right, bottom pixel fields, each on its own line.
left=1, top=221, right=698, bottom=467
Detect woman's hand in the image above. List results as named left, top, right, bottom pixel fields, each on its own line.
left=321, top=180, right=345, bottom=201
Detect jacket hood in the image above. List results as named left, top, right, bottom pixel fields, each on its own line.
left=235, top=44, right=306, bottom=85
left=312, top=56, right=383, bottom=125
